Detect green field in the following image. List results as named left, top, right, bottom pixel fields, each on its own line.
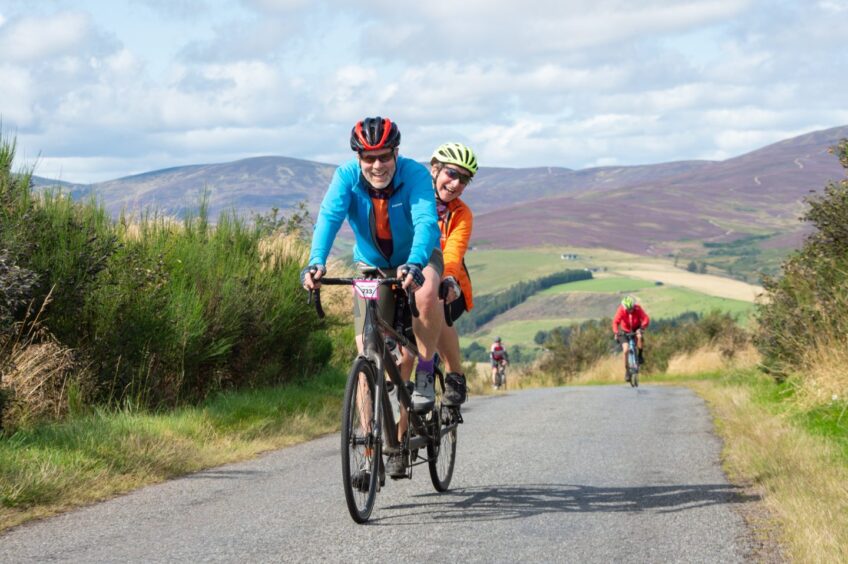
left=463, top=286, right=753, bottom=353
left=637, top=285, right=753, bottom=319
left=462, top=247, right=758, bottom=355
left=460, top=318, right=591, bottom=350
left=466, top=246, right=638, bottom=295
left=539, top=277, right=657, bottom=295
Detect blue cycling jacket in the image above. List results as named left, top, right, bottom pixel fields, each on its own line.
left=308, top=155, right=439, bottom=269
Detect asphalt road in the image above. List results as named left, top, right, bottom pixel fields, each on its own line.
left=0, top=385, right=758, bottom=563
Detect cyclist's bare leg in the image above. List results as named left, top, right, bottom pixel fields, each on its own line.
left=621, top=341, right=631, bottom=371
left=436, top=323, right=463, bottom=374
left=410, top=265, right=442, bottom=361
left=356, top=373, right=373, bottom=434
left=396, top=348, right=414, bottom=440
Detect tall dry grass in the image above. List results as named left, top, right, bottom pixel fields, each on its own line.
left=117, top=215, right=184, bottom=242
left=695, top=378, right=848, bottom=562
left=260, top=231, right=355, bottom=322
left=571, top=355, right=627, bottom=384
left=791, top=335, right=848, bottom=409
left=1, top=292, right=75, bottom=428
left=665, top=344, right=761, bottom=376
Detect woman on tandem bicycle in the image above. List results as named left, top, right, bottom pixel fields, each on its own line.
left=301, top=117, right=460, bottom=522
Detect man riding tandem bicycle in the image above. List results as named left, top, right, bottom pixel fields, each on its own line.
left=301, top=117, right=466, bottom=522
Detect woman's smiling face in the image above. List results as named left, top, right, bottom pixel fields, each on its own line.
left=432, top=164, right=472, bottom=202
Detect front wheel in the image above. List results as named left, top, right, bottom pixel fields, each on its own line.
left=428, top=369, right=457, bottom=492
left=628, top=350, right=639, bottom=388
left=341, top=357, right=381, bottom=523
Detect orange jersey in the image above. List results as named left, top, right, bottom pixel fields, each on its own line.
left=439, top=197, right=474, bottom=311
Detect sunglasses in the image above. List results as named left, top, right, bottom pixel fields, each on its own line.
left=359, top=151, right=395, bottom=164
left=442, top=166, right=472, bottom=185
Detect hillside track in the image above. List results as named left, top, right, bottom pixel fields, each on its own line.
left=0, top=386, right=758, bottom=563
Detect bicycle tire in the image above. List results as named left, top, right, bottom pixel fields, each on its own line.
left=341, top=357, right=381, bottom=523
left=428, top=369, right=457, bottom=492
left=628, top=347, right=639, bottom=388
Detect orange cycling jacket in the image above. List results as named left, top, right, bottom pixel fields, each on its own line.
left=439, top=197, right=474, bottom=311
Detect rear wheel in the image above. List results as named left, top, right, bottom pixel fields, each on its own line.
left=428, top=369, right=457, bottom=492
left=341, top=357, right=381, bottom=523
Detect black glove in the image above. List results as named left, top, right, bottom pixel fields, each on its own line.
left=399, top=263, right=425, bottom=289
left=440, top=276, right=461, bottom=301
left=300, top=264, right=326, bottom=286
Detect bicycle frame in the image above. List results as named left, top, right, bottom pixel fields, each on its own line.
left=621, top=330, right=640, bottom=386
left=311, top=276, right=458, bottom=457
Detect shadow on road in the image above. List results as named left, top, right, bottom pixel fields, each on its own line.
left=376, top=483, right=759, bottom=524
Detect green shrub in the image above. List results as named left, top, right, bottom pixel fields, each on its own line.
left=756, top=139, right=848, bottom=377
left=1, top=131, right=330, bottom=420
left=537, top=310, right=747, bottom=381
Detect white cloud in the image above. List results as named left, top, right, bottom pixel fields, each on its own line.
left=354, top=0, right=754, bottom=63
left=130, top=0, right=212, bottom=18
left=0, top=11, right=93, bottom=63
left=2, top=0, right=847, bottom=182
left=0, top=64, right=34, bottom=125
left=241, top=0, right=312, bottom=12
left=818, top=0, right=848, bottom=12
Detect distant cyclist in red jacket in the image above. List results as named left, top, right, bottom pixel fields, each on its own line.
left=612, top=296, right=650, bottom=382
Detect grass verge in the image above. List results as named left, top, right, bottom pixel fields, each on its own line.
left=0, top=366, right=346, bottom=532
left=690, top=371, right=848, bottom=562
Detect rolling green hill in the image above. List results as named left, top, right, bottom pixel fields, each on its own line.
left=460, top=246, right=758, bottom=355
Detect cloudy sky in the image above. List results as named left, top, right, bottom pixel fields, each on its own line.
left=1, top=0, right=847, bottom=183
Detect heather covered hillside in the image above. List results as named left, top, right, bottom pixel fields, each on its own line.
left=33, top=126, right=848, bottom=272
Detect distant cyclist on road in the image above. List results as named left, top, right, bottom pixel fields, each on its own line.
left=300, top=116, right=443, bottom=478
left=490, top=336, right=509, bottom=388
left=612, top=295, right=650, bottom=382
left=430, top=142, right=478, bottom=410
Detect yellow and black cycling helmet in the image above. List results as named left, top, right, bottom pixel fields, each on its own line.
left=622, top=296, right=635, bottom=310
left=430, top=142, right=478, bottom=176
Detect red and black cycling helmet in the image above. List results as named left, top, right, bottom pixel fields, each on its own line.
left=350, top=116, right=401, bottom=152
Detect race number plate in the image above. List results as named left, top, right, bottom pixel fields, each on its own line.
left=353, top=279, right=380, bottom=300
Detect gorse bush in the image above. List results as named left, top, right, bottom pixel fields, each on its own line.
left=0, top=133, right=327, bottom=426
left=81, top=209, right=320, bottom=406
left=756, top=139, right=848, bottom=389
